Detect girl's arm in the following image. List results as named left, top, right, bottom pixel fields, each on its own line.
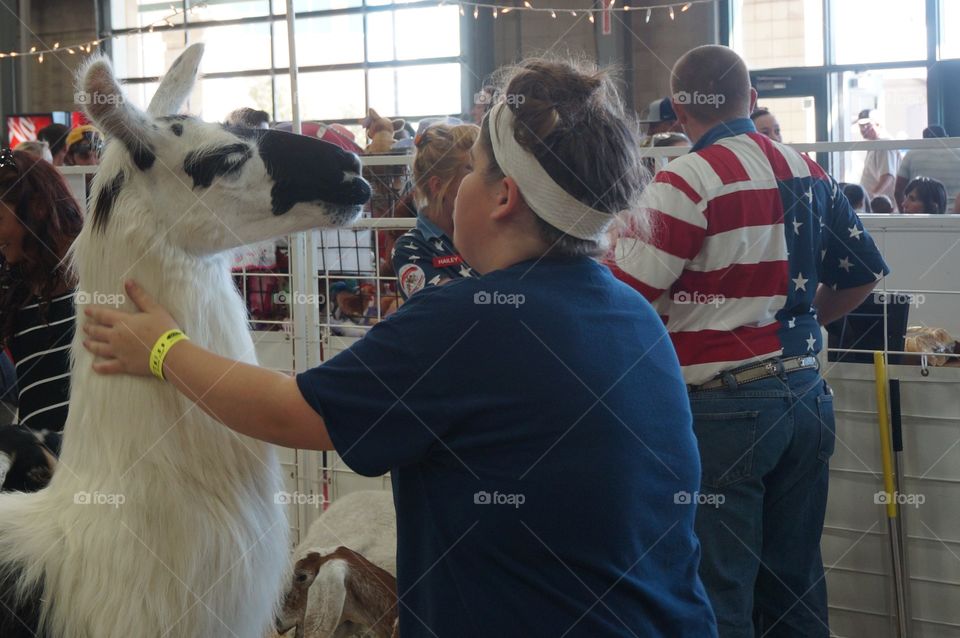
left=83, top=280, right=334, bottom=450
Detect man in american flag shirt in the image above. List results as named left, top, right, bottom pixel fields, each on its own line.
left=613, top=46, right=889, bottom=637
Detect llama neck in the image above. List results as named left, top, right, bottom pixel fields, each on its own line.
left=74, top=223, right=253, bottom=361
left=60, top=204, right=267, bottom=482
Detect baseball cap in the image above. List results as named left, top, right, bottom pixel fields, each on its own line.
left=854, top=109, right=880, bottom=126
left=639, top=97, right=677, bottom=124
left=66, top=125, right=101, bottom=149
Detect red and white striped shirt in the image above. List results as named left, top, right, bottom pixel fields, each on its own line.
left=612, top=118, right=888, bottom=385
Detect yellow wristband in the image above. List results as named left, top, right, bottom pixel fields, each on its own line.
left=149, top=329, right=189, bottom=381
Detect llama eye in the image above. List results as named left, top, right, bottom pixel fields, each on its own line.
left=183, top=144, right=252, bottom=188
left=295, top=573, right=308, bottom=583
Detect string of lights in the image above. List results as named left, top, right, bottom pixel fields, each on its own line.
left=0, top=0, right=714, bottom=63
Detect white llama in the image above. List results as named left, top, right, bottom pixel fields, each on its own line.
left=0, top=44, right=370, bottom=638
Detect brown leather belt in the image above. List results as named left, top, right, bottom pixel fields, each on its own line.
left=687, top=355, right=820, bottom=393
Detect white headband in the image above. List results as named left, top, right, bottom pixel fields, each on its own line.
left=487, top=102, right=613, bottom=241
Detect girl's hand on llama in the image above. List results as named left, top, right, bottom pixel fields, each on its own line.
left=82, top=280, right=180, bottom=377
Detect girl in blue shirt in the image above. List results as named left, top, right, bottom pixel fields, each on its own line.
left=392, top=122, right=479, bottom=299
left=84, top=59, right=718, bottom=637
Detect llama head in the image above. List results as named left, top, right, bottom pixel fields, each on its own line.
left=78, top=44, right=370, bottom=254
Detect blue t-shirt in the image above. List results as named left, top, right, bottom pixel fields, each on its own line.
left=297, top=256, right=717, bottom=637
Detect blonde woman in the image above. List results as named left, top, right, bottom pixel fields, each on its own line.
left=392, top=121, right=479, bottom=299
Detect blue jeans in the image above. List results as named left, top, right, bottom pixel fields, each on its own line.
left=689, top=368, right=835, bottom=638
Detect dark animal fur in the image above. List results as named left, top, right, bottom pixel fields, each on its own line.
left=0, top=563, right=45, bottom=638
left=92, top=172, right=124, bottom=234
left=0, top=425, right=56, bottom=493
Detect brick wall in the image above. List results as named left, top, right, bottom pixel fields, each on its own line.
left=489, top=0, right=717, bottom=111
left=16, top=0, right=98, bottom=113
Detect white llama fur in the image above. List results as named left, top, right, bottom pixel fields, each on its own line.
left=0, top=44, right=368, bottom=638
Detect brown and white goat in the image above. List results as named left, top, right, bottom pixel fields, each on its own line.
left=276, top=546, right=399, bottom=638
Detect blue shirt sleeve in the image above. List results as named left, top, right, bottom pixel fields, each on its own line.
left=819, top=179, right=891, bottom=290
left=295, top=285, right=468, bottom=476
left=392, top=233, right=448, bottom=300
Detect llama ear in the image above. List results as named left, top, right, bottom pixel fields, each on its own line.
left=79, top=55, right=157, bottom=170
left=148, top=43, right=205, bottom=116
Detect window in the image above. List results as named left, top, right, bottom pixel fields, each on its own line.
left=942, top=0, right=960, bottom=60
left=833, top=67, right=927, bottom=183
left=105, top=0, right=465, bottom=125
left=731, top=0, right=824, bottom=68
left=753, top=96, right=816, bottom=144
left=830, top=0, right=926, bottom=65
left=368, top=64, right=462, bottom=116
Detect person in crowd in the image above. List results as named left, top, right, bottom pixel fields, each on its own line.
left=37, top=123, right=69, bottom=166
left=614, top=45, right=888, bottom=637
left=955, top=193, right=960, bottom=214
left=870, top=195, right=894, bottom=214
left=894, top=124, right=960, bottom=210
left=63, top=124, right=103, bottom=166
left=224, top=107, right=270, bottom=130
left=392, top=120, right=478, bottom=299
left=842, top=182, right=872, bottom=213
left=471, top=85, right=497, bottom=125
left=642, top=131, right=691, bottom=174
left=856, top=109, right=900, bottom=203
left=751, top=106, right=782, bottom=142
left=0, top=148, right=84, bottom=455
left=639, top=96, right=683, bottom=138
left=82, top=58, right=718, bottom=637
left=14, top=140, right=53, bottom=163
left=901, top=176, right=949, bottom=214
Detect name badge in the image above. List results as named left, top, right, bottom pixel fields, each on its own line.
left=433, top=254, right=462, bottom=268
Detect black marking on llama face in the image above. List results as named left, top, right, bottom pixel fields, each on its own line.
left=92, top=171, right=125, bottom=234
left=130, top=144, right=156, bottom=171
left=159, top=114, right=190, bottom=137
left=255, top=129, right=370, bottom=215
left=183, top=144, right=253, bottom=189
left=0, top=559, right=44, bottom=637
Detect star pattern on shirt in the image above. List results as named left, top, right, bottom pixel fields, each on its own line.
left=458, top=264, right=473, bottom=278
left=787, top=317, right=796, bottom=329
left=792, top=273, right=808, bottom=292
left=806, top=333, right=817, bottom=351
left=838, top=257, right=853, bottom=272
left=806, top=189, right=814, bottom=204
left=433, top=239, right=445, bottom=252
left=849, top=225, right=863, bottom=240
left=793, top=219, right=803, bottom=235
